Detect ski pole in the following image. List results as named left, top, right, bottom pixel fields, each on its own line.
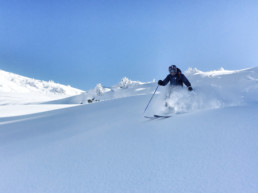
left=144, top=85, right=159, bottom=113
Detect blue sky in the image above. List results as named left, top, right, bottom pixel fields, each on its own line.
left=1, top=0, right=258, bottom=90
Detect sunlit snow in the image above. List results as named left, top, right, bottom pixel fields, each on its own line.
left=0, top=67, right=258, bottom=193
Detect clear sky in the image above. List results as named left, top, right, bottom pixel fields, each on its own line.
left=1, top=0, right=258, bottom=90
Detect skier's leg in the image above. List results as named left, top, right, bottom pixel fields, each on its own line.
left=164, top=85, right=173, bottom=107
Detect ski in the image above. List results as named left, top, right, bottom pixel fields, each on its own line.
left=144, top=115, right=171, bottom=119
left=154, top=114, right=171, bottom=118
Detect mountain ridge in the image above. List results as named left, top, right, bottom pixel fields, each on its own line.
left=0, top=69, right=84, bottom=96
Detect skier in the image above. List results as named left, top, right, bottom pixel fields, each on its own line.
left=158, top=65, right=193, bottom=91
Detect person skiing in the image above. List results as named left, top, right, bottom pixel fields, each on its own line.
left=158, top=65, right=193, bottom=91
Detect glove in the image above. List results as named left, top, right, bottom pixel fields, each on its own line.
left=188, top=86, right=193, bottom=91
left=158, top=80, right=163, bottom=86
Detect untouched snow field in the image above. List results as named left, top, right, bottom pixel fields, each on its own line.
left=0, top=67, right=258, bottom=193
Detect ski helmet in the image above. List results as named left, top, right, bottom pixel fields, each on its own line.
left=168, top=65, right=177, bottom=75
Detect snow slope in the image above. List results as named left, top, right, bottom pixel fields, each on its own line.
left=44, top=77, right=155, bottom=105
left=0, top=69, right=84, bottom=105
left=0, top=67, right=258, bottom=193
left=46, top=67, right=258, bottom=114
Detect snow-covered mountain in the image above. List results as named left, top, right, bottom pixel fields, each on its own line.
left=0, top=67, right=258, bottom=193
left=0, top=69, right=84, bottom=104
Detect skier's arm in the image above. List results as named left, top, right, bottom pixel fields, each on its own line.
left=158, top=75, right=170, bottom=86
left=181, top=74, right=192, bottom=89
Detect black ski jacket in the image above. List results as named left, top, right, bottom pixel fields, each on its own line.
left=160, top=68, right=191, bottom=87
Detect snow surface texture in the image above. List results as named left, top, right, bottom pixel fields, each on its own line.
left=0, top=67, right=258, bottom=193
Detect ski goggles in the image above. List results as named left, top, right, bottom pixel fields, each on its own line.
left=169, top=68, right=177, bottom=74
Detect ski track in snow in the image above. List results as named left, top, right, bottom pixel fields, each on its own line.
left=0, top=67, right=258, bottom=193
